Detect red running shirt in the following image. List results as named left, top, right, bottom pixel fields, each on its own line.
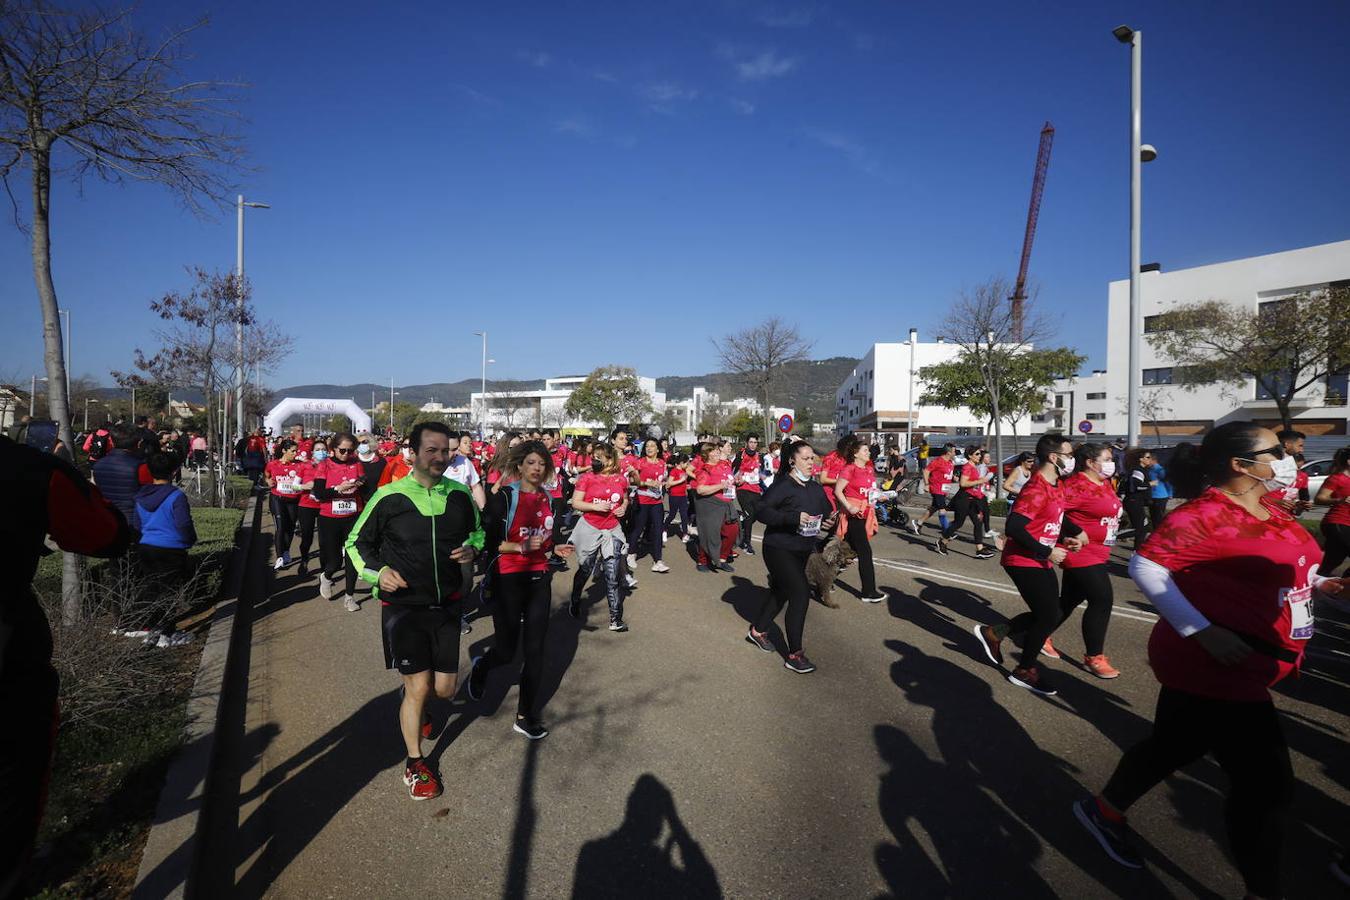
left=265, top=460, right=303, bottom=499
left=837, top=463, right=877, bottom=516
left=635, top=458, right=667, bottom=506
left=1139, top=488, right=1322, bottom=701
left=735, top=451, right=764, bottom=494
left=314, top=458, right=366, bottom=518
left=820, top=452, right=847, bottom=510
left=698, top=460, right=736, bottom=504
left=667, top=465, right=689, bottom=497
left=296, top=460, right=321, bottom=509
left=1000, top=471, right=1064, bottom=569
left=926, top=457, right=954, bottom=496
left=1059, top=473, right=1122, bottom=568
left=575, top=472, right=629, bottom=530
left=1322, top=472, right=1350, bottom=527
left=496, top=488, right=554, bottom=574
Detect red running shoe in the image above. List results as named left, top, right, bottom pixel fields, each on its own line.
left=420, top=713, right=434, bottom=740
left=1040, top=637, right=1062, bottom=660
left=1083, top=654, right=1121, bottom=679
left=403, top=759, right=442, bottom=800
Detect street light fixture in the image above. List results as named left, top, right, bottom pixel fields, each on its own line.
left=235, top=194, right=270, bottom=452
left=473, top=331, right=489, bottom=436
left=1113, top=24, right=1158, bottom=446
left=906, top=328, right=918, bottom=452
left=30, top=374, right=47, bottom=417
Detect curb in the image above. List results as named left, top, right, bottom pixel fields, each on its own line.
left=132, top=495, right=261, bottom=900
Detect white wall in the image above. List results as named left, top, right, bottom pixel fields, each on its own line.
left=835, top=339, right=994, bottom=437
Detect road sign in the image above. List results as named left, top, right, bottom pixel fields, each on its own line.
left=1078, top=420, right=1093, bottom=434
left=778, top=414, right=794, bottom=433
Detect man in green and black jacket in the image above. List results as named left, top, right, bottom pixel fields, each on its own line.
left=345, top=421, right=484, bottom=801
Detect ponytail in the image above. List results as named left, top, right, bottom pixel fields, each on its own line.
left=1169, top=420, right=1265, bottom=498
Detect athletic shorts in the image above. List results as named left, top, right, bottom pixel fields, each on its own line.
left=928, top=493, right=949, bottom=512
left=381, top=600, right=463, bottom=675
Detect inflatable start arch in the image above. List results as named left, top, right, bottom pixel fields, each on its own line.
left=264, top=397, right=372, bottom=435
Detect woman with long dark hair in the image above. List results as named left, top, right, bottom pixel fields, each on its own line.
left=627, top=437, right=670, bottom=573
left=834, top=434, right=887, bottom=603
left=568, top=442, right=632, bottom=631
left=1314, top=447, right=1350, bottom=576
left=293, top=438, right=326, bottom=577
left=1074, top=422, right=1346, bottom=899
left=467, top=441, right=574, bottom=740
left=1121, top=447, right=1155, bottom=545
left=312, top=433, right=368, bottom=611
left=264, top=439, right=303, bottom=570
left=745, top=441, right=837, bottom=673
left=692, top=441, right=737, bottom=572
left=937, top=446, right=996, bottom=560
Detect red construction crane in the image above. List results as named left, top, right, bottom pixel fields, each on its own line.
left=1010, top=121, right=1055, bottom=342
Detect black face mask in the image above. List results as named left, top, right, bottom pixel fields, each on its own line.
left=592, top=460, right=604, bottom=474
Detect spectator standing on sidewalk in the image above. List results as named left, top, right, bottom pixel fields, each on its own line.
left=131, top=452, right=198, bottom=643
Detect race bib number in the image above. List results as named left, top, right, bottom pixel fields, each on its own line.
left=1103, top=516, right=1119, bottom=546
left=942, top=482, right=958, bottom=496
left=276, top=476, right=300, bottom=494
left=798, top=514, right=823, bottom=538
left=638, top=485, right=662, bottom=500
left=1282, top=585, right=1314, bottom=641
left=743, top=469, right=759, bottom=484
left=722, top=481, right=737, bottom=500
left=543, top=476, right=559, bottom=492
left=331, top=499, right=358, bottom=516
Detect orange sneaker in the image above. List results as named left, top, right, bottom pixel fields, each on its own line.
left=1040, top=637, right=1062, bottom=660
left=1084, top=654, right=1121, bottom=679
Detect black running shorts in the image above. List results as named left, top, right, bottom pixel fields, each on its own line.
left=381, top=600, right=463, bottom=675
left=928, top=492, right=949, bottom=512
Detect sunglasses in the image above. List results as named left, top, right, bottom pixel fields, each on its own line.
left=333, top=447, right=353, bottom=454
left=1243, top=445, right=1286, bottom=460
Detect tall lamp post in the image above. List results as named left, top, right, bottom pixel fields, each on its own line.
left=1113, top=25, right=1158, bottom=446
left=30, top=374, right=47, bottom=416
left=235, top=194, right=270, bottom=448
left=906, top=328, right=918, bottom=452
left=473, top=331, right=488, bottom=436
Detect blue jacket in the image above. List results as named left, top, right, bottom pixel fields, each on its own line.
left=1147, top=463, right=1172, bottom=499
left=133, top=483, right=197, bottom=550
left=93, top=450, right=144, bottom=526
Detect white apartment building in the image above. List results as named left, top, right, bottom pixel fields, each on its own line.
left=1104, top=239, right=1350, bottom=436
left=470, top=375, right=666, bottom=433
left=1032, top=371, right=1111, bottom=436
left=664, top=387, right=792, bottom=434
left=834, top=335, right=989, bottom=444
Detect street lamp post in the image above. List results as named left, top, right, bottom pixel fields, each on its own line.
left=30, top=374, right=47, bottom=416
left=473, top=331, right=487, bottom=436
left=390, top=377, right=397, bottom=435
left=907, top=328, right=918, bottom=452
left=235, top=194, right=270, bottom=450
left=1114, top=25, right=1157, bottom=446
left=83, top=397, right=100, bottom=431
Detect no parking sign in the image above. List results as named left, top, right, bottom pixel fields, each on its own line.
left=778, top=414, right=794, bottom=433
left=1078, top=420, right=1093, bottom=434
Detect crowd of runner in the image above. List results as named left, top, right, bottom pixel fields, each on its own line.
left=7, top=416, right=1350, bottom=898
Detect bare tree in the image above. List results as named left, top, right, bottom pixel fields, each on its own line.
left=712, top=317, right=813, bottom=442
left=1, top=1, right=244, bottom=623
left=936, top=277, right=1053, bottom=491
left=489, top=389, right=535, bottom=430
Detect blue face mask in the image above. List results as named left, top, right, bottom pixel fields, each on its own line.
left=313, top=450, right=329, bottom=462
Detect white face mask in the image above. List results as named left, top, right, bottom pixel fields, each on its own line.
left=1098, top=460, right=1116, bottom=478
left=1056, top=455, right=1076, bottom=475
left=792, top=463, right=812, bottom=483
left=1248, top=454, right=1297, bottom=491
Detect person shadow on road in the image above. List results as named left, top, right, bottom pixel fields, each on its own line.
left=571, top=773, right=721, bottom=899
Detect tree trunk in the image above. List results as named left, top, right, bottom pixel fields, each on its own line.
left=762, top=383, right=772, bottom=444
left=1276, top=394, right=1293, bottom=430
left=30, top=141, right=85, bottom=630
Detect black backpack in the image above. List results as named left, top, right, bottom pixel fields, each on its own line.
left=88, top=431, right=111, bottom=460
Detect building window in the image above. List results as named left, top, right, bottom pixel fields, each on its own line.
left=1327, top=367, right=1349, bottom=406
left=1085, top=392, right=1106, bottom=400
left=1143, top=315, right=1170, bottom=333
left=1086, top=413, right=1106, bottom=421
left=1142, top=367, right=1173, bottom=386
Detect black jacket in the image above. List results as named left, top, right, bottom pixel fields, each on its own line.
left=755, top=472, right=834, bottom=553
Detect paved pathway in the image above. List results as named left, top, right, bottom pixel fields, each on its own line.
left=213, top=513, right=1350, bottom=899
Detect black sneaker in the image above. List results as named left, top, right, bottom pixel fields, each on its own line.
left=460, top=615, right=472, bottom=635
left=975, top=547, right=996, bottom=559
left=973, top=623, right=1004, bottom=667
left=745, top=627, right=775, bottom=653
left=1008, top=665, right=1057, bottom=696
left=719, top=561, right=735, bottom=573
left=1073, top=797, right=1144, bottom=869
left=742, top=545, right=756, bottom=556
left=466, top=655, right=487, bottom=701
left=548, top=555, right=567, bottom=570
left=861, top=590, right=888, bottom=604
left=784, top=651, right=816, bottom=674
left=513, top=719, right=549, bottom=741
left=609, top=618, right=629, bottom=632
left=568, top=597, right=581, bottom=619
left=935, top=539, right=949, bottom=556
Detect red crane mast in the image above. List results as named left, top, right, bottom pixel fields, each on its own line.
left=1010, top=121, right=1055, bottom=342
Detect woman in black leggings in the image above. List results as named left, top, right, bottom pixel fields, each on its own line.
left=938, top=446, right=995, bottom=559
left=1315, top=447, right=1350, bottom=576
left=1074, top=421, right=1346, bottom=899
left=466, top=442, right=573, bottom=740
left=833, top=435, right=887, bottom=603
left=746, top=441, right=836, bottom=674
left=294, top=439, right=325, bottom=578
left=1121, top=448, right=1155, bottom=545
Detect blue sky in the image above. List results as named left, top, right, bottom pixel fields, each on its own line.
left=3, top=0, right=1349, bottom=392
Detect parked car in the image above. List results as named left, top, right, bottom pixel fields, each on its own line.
left=1302, top=458, right=1334, bottom=496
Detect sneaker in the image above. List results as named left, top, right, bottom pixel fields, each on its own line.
left=906, top=520, right=921, bottom=535
left=282, top=551, right=292, bottom=566
left=609, top=618, right=629, bottom=632
left=298, top=561, right=308, bottom=578
left=662, top=532, right=668, bottom=545
left=688, top=526, right=698, bottom=537
left=343, top=594, right=360, bottom=612
left=861, top=590, right=888, bottom=604
left=683, top=534, right=694, bottom=543
left=625, top=574, right=639, bottom=590
left=696, top=563, right=711, bottom=573
left=742, top=545, right=756, bottom=556
left=745, top=627, right=775, bottom=653
left=975, top=547, right=996, bottom=560
left=651, top=561, right=670, bottom=573
left=626, top=553, right=638, bottom=569
left=1073, top=797, right=1144, bottom=869
left=403, top=759, right=442, bottom=801
left=548, top=554, right=567, bottom=570
left=513, top=719, right=549, bottom=741
left=466, top=655, right=487, bottom=701
left=784, top=651, right=816, bottom=674
left=935, top=539, right=949, bottom=556
left=718, top=561, right=735, bottom=573
left=1040, top=637, right=1062, bottom=660
left=1083, top=654, right=1121, bottom=679
left=1008, top=665, right=1057, bottom=696
left=274, top=556, right=286, bottom=571
left=318, top=573, right=334, bottom=600
left=973, top=623, right=1004, bottom=666
left=460, top=615, right=472, bottom=635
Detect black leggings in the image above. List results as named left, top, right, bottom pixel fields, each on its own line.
left=1058, top=564, right=1113, bottom=656
left=478, top=570, right=552, bottom=719
left=843, top=515, right=876, bottom=596
left=942, top=492, right=986, bottom=546
left=1321, top=520, right=1350, bottom=574
left=1102, top=687, right=1293, bottom=899
left=1150, top=498, right=1169, bottom=528
left=627, top=503, right=664, bottom=562
left=997, top=565, right=1061, bottom=670
left=755, top=544, right=812, bottom=653
left=1123, top=497, right=1151, bottom=545
left=663, top=495, right=690, bottom=537
left=297, top=506, right=318, bottom=562
left=318, top=515, right=357, bottom=595
left=737, top=489, right=760, bottom=547
left=270, top=495, right=299, bottom=559
left=550, top=496, right=565, bottom=546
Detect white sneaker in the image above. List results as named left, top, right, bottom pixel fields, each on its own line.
left=625, top=575, right=639, bottom=590
left=651, top=561, right=670, bottom=574
left=274, top=556, right=286, bottom=571
left=626, top=553, right=638, bottom=569
left=319, top=573, right=334, bottom=600
left=343, top=594, right=360, bottom=612
left=906, top=521, right=921, bottom=535
left=662, top=532, right=668, bottom=545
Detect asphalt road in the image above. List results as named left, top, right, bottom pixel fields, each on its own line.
left=213, top=509, right=1350, bottom=899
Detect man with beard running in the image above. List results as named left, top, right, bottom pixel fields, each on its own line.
left=345, top=422, right=483, bottom=800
